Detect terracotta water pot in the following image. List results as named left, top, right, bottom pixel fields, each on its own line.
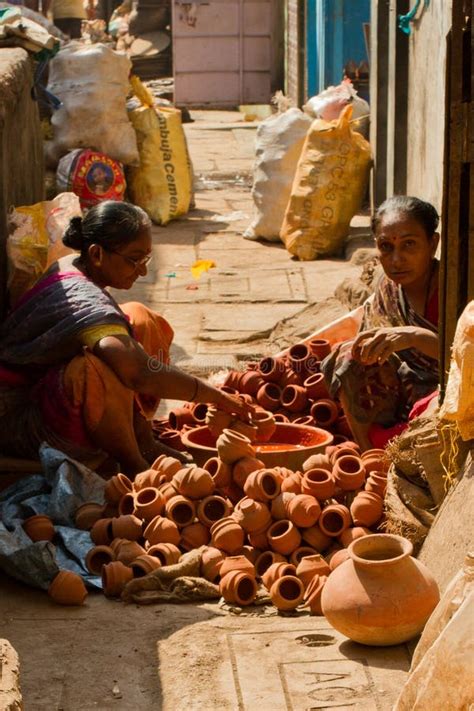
left=308, top=338, right=331, bottom=360
left=168, top=406, right=195, bottom=430
left=303, top=372, right=329, bottom=401
left=210, top=517, right=245, bottom=554
left=243, top=469, right=280, bottom=501
left=319, top=504, right=351, bottom=537
left=144, top=515, right=181, bottom=546
left=220, top=554, right=255, bottom=578
left=301, top=469, right=335, bottom=500
left=239, top=370, right=265, bottom=396
left=254, top=551, right=287, bottom=578
left=328, top=548, right=350, bottom=571
left=257, top=356, right=286, bottom=383
left=289, top=546, right=318, bottom=566
left=339, top=526, right=371, bottom=548
left=232, top=497, right=271, bottom=533
left=165, top=495, right=196, bottom=527
left=310, top=399, right=339, bottom=429
left=23, top=515, right=55, bottom=542
left=104, top=473, right=133, bottom=504
left=251, top=409, right=276, bottom=442
left=220, top=570, right=257, bottom=606
left=134, top=487, right=166, bottom=521
left=365, top=473, right=388, bottom=497
left=321, top=534, right=440, bottom=645
left=280, top=470, right=303, bottom=494
left=270, top=492, right=295, bottom=520
left=75, top=503, right=104, bottom=531
left=180, top=522, right=211, bottom=551
left=232, top=456, right=265, bottom=489
left=102, top=561, right=134, bottom=597
left=115, top=541, right=146, bottom=566
left=255, top=382, right=282, bottom=412
left=118, top=493, right=136, bottom=516
left=201, top=546, right=225, bottom=582
left=270, top=575, right=305, bottom=611
left=287, top=494, right=321, bottom=528
left=197, top=495, right=231, bottom=527
left=172, top=467, right=215, bottom=499
left=332, top=455, right=366, bottom=491
left=90, top=518, right=113, bottom=546
left=147, top=542, right=181, bottom=566
left=267, top=520, right=301, bottom=555
left=203, top=456, right=232, bottom=490
left=85, top=545, right=114, bottom=575
left=304, top=574, right=327, bottom=615
left=247, top=526, right=270, bottom=549
left=261, top=562, right=296, bottom=590
left=296, top=554, right=331, bottom=587
left=205, top=406, right=234, bottom=438
left=302, top=453, right=331, bottom=472
left=159, top=429, right=185, bottom=451
left=350, top=492, right=384, bottom=527
left=302, top=524, right=332, bottom=552
left=133, top=468, right=161, bottom=491
left=280, top=384, right=308, bottom=413
left=130, top=554, right=161, bottom=577
left=48, top=570, right=88, bottom=606
left=216, top=429, right=255, bottom=464
left=158, top=481, right=179, bottom=503
left=111, top=515, right=143, bottom=541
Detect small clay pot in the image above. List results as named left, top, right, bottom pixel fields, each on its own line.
left=280, top=384, right=308, bottom=413
left=330, top=445, right=362, bottom=464
left=251, top=409, right=276, bottom=442
left=118, top=493, right=136, bottom=517
left=332, top=455, right=366, bottom=491
left=146, top=542, right=181, bottom=566
left=310, top=399, right=339, bottom=428
left=280, top=369, right=303, bottom=388
left=232, top=456, right=265, bottom=489
left=247, top=526, right=270, bottom=549
left=210, top=517, right=245, bottom=554
left=197, top=495, right=231, bottom=527
left=102, top=561, right=134, bottom=597
left=159, top=430, right=185, bottom=451
left=133, top=487, right=166, bottom=521
left=237, top=393, right=255, bottom=405
left=272, top=466, right=294, bottom=482
left=110, top=538, right=127, bottom=556
left=190, top=402, right=208, bottom=424
left=261, top=562, right=296, bottom=590
left=303, top=453, right=331, bottom=472
left=130, top=554, right=161, bottom=577
left=220, top=570, right=257, bottom=606
left=172, top=467, right=215, bottom=500
left=216, top=429, right=256, bottom=465
left=220, top=554, right=255, bottom=578
left=165, top=495, right=196, bottom=528
left=257, top=356, right=286, bottom=383
left=308, top=338, right=331, bottom=360
left=273, top=413, right=289, bottom=423
left=287, top=494, right=321, bottom=528
left=152, top=456, right=182, bottom=482
left=365, top=473, right=388, bottom=497
left=85, top=545, right=115, bottom=575
left=234, top=545, right=260, bottom=565
left=288, top=343, right=312, bottom=375
left=319, top=504, right=352, bottom=537
left=255, top=550, right=287, bottom=578
left=205, top=406, right=234, bottom=438
left=328, top=548, right=350, bottom=571
left=168, top=406, right=195, bottom=430
left=301, top=469, right=335, bottom=500
left=144, top=515, right=181, bottom=546
left=339, top=526, right=371, bottom=548
left=232, top=497, right=271, bottom=533
left=280, top=470, right=303, bottom=494
left=304, top=574, right=328, bottom=615
left=292, top=415, right=315, bottom=427
left=180, top=522, right=211, bottom=551
left=132, top=468, right=162, bottom=491
left=302, top=524, right=332, bottom=552
left=229, top=420, right=258, bottom=441
left=255, top=382, right=282, bottom=412
left=289, top=546, right=318, bottom=566
left=203, top=457, right=232, bottom=490
left=23, top=515, right=55, bottom=542
left=104, top=473, right=133, bottom=504
left=270, top=575, right=305, bottom=611
left=350, top=492, right=384, bottom=527
left=75, top=503, right=104, bottom=531
left=243, top=469, right=280, bottom=501
left=267, top=520, right=302, bottom=555
left=90, top=518, right=113, bottom=546
left=111, top=515, right=143, bottom=541
left=158, top=481, right=179, bottom=503
left=115, top=540, right=146, bottom=566
left=303, top=372, right=329, bottom=401
left=270, top=492, right=295, bottom=520
left=48, top=570, right=88, bottom=606
left=296, top=554, right=331, bottom=587
left=239, top=370, right=265, bottom=396
left=201, top=546, right=225, bottom=582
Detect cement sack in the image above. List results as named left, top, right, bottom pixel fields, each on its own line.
left=394, top=553, right=474, bottom=711
left=126, top=103, right=192, bottom=225
left=439, top=300, right=474, bottom=441
left=244, top=108, right=312, bottom=242
left=46, top=43, right=139, bottom=167
left=280, top=106, right=372, bottom=260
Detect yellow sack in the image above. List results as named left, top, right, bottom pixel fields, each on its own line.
left=127, top=104, right=193, bottom=225
left=280, top=105, right=372, bottom=260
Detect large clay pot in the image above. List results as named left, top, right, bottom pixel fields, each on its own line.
left=172, top=467, right=215, bottom=499
left=332, top=455, right=366, bottom=491
left=203, top=457, right=232, bottom=490
left=111, top=515, right=143, bottom=541
left=310, top=399, right=339, bottom=429
left=255, top=382, right=282, bottom=412
left=216, top=429, right=255, bottom=464
left=90, top=518, right=113, bottom=546
left=254, top=551, right=287, bottom=578
left=48, top=570, right=88, bottom=606
left=269, top=575, right=305, bottom=611
left=165, top=495, right=196, bottom=528
left=280, top=385, right=308, bottom=413
left=220, top=554, right=255, bottom=578
left=102, top=561, right=134, bottom=597
left=350, top=492, right=384, bottom=527
left=319, top=504, right=351, bottom=537
left=301, top=469, right=335, bottom=500
left=251, top=409, right=276, bottom=442
left=75, top=503, right=104, bottom=531
left=257, top=356, right=286, bottom=383
left=197, top=495, right=231, bottom=527
left=261, top=562, right=296, bottom=590
left=287, top=494, right=321, bottom=528
left=232, top=497, right=271, bottom=533
left=267, top=520, right=301, bottom=555
left=321, top=534, right=440, bottom=645
left=180, top=522, right=210, bottom=551
left=201, top=546, right=225, bottom=582
left=210, top=517, right=245, bottom=554
left=296, top=554, right=331, bottom=587
left=146, top=542, right=181, bottom=566
left=220, top=570, right=257, bottom=606
left=23, top=514, right=55, bottom=542
left=144, top=515, right=181, bottom=546
left=232, top=456, right=265, bottom=489
left=243, top=469, right=280, bottom=501
left=104, top=473, right=133, bottom=504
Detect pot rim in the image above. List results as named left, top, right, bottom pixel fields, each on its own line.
left=349, top=533, right=413, bottom=567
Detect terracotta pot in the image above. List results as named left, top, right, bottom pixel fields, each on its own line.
left=144, top=515, right=181, bottom=546
left=130, top=554, right=161, bottom=577
left=216, top=429, right=256, bottom=464
left=115, top=540, right=146, bottom=566
left=232, top=456, right=265, bottom=489
left=243, top=469, right=280, bottom=501
left=239, top=370, right=265, bottom=396
left=220, top=554, right=255, bottom=578
left=288, top=342, right=311, bottom=370
left=220, top=570, right=257, bottom=606
left=272, top=466, right=294, bottom=482
left=280, top=385, right=308, bottom=413
left=152, top=456, right=182, bottom=481
left=257, top=356, right=286, bottom=383
left=254, top=551, right=287, bottom=578
left=48, top=570, right=88, bottom=606
left=133, top=487, right=166, bottom=521
left=223, top=370, right=241, bottom=389
left=23, top=514, right=55, bottom=542
left=251, top=409, right=276, bottom=442
left=267, top=520, right=301, bottom=555
left=365, top=473, right=388, bottom=497
left=159, top=429, right=185, bottom=451
left=296, top=554, right=331, bottom=587
left=190, top=402, right=208, bottom=424
left=90, top=518, right=113, bottom=546
left=247, top=526, right=270, bottom=549
left=270, top=575, right=305, bottom=610
left=261, top=562, right=296, bottom=590
left=85, top=545, right=114, bottom=575
left=287, top=494, right=321, bottom=528
left=310, top=399, right=339, bottom=428
left=201, top=546, right=225, bottom=582
left=302, top=524, right=332, bottom=552
left=280, top=470, right=303, bottom=494
left=308, top=338, right=331, bottom=360
left=146, top=542, right=181, bottom=566
left=321, top=534, right=440, bottom=645
left=255, top=382, right=282, bottom=412
left=180, top=522, right=211, bottom=551
left=104, top=473, right=133, bottom=504
left=339, top=526, right=371, bottom=548
left=157, top=481, right=179, bottom=503
left=292, top=415, right=315, bottom=427
left=133, top=468, right=161, bottom=491
left=319, top=504, right=351, bottom=537
left=233, top=497, right=271, bottom=533
left=197, top=495, right=231, bottom=527
left=228, top=420, right=258, bottom=441
left=270, top=492, right=295, bottom=520
left=332, top=455, right=366, bottom=492
left=111, top=515, right=143, bottom=541
left=118, top=493, right=136, bottom=516
left=172, top=467, right=215, bottom=500
left=328, top=548, right=350, bottom=571
left=234, top=545, right=260, bottom=565
left=303, top=372, right=329, bottom=401
left=205, top=406, right=234, bottom=438
left=302, top=453, right=331, bottom=472
left=361, top=448, right=386, bottom=461
left=168, top=407, right=195, bottom=430
left=102, top=561, right=134, bottom=597
left=301, top=469, right=335, bottom=500
left=304, top=574, right=327, bottom=615
left=110, top=537, right=127, bottom=556
left=237, top=393, right=256, bottom=405
left=203, top=457, right=232, bottom=490
left=273, top=412, right=289, bottom=423
left=280, top=369, right=303, bottom=388
left=210, top=517, right=245, bottom=554
left=330, top=445, right=362, bottom=464
left=350, top=492, right=384, bottom=527
left=75, top=503, right=105, bottom=531
left=220, top=385, right=239, bottom=396
left=335, top=415, right=353, bottom=438
left=289, top=546, right=318, bottom=566
left=164, top=495, right=196, bottom=528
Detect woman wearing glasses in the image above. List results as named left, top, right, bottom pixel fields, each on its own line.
left=0, top=201, right=250, bottom=475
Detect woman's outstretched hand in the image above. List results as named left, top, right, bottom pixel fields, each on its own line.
left=351, top=326, right=417, bottom=365
left=214, top=391, right=256, bottom=421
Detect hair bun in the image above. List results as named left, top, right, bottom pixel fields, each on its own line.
left=63, top=215, right=85, bottom=250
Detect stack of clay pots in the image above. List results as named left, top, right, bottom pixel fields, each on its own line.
left=152, top=402, right=209, bottom=452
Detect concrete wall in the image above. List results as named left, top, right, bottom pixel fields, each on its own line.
left=0, top=48, right=44, bottom=316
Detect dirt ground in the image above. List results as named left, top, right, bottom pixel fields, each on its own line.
left=0, top=110, right=411, bottom=711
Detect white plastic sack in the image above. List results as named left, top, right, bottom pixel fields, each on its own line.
left=244, top=108, right=312, bottom=242
left=304, top=81, right=369, bottom=137
left=394, top=553, right=474, bottom=711
left=46, top=43, right=139, bottom=167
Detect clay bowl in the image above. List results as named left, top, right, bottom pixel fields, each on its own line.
left=181, top=423, right=333, bottom=471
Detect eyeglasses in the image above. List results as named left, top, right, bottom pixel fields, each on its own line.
left=105, top=248, right=152, bottom=269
